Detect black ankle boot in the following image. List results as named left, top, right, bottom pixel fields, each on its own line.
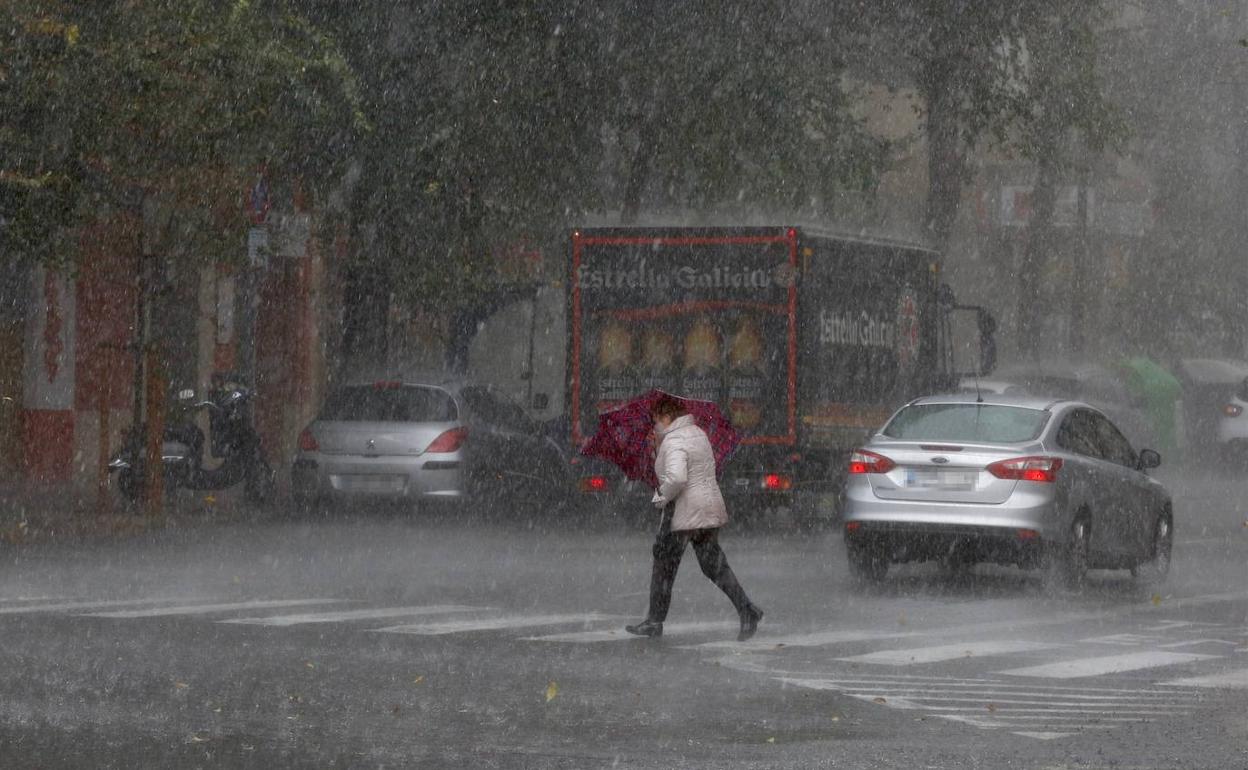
left=625, top=619, right=663, bottom=638
left=738, top=604, right=763, bottom=642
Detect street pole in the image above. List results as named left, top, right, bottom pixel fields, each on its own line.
left=1070, top=159, right=1091, bottom=356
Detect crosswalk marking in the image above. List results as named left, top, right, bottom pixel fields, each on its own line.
left=82, top=599, right=344, bottom=619
left=997, top=651, right=1220, bottom=679
left=781, top=683, right=1197, bottom=701
left=1160, top=668, right=1248, bottom=690
left=779, top=677, right=1201, bottom=696
left=694, top=628, right=919, bottom=652
left=838, top=640, right=1060, bottom=666
left=220, top=605, right=485, bottom=627
left=524, top=620, right=738, bottom=643
left=0, top=598, right=184, bottom=615
left=376, top=613, right=618, bottom=636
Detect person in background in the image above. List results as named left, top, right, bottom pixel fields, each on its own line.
left=625, top=396, right=763, bottom=641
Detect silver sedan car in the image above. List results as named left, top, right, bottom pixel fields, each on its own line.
left=291, top=381, right=570, bottom=513
left=842, top=394, right=1172, bottom=588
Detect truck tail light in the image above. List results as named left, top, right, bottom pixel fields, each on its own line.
left=987, top=456, right=1062, bottom=483
left=298, top=428, right=319, bottom=452
left=1224, top=404, right=1243, bottom=418
left=578, top=475, right=610, bottom=493
left=426, top=427, right=468, bottom=453
left=849, top=449, right=895, bottom=475
left=763, top=473, right=792, bottom=491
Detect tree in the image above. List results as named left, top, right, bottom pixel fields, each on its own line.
left=1009, top=1, right=1122, bottom=346
left=316, top=0, right=887, bottom=374
left=599, top=1, right=883, bottom=223
left=1, top=0, right=365, bottom=508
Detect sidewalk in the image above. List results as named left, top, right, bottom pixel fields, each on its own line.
left=0, top=480, right=271, bottom=545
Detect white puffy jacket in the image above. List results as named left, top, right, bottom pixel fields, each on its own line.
left=654, top=415, right=729, bottom=532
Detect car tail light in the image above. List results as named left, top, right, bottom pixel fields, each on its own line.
left=578, top=475, right=610, bottom=493
left=849, top=449, right=896, bottom=475
left=763, top=473, right=792, bottom=491
left=1224, top=404, right=1243, bottom=418
left=425, top=427, right=468, bottom=453
left=845, top=521, right=862, bottom=534
left=1017, top=529, right=1040, bottom=540
left=297, top=428, right=319, bottom=452
left=987, top=456, right=1062, bottom=483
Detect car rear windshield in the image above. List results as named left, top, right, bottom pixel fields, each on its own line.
left=319, top=386, right=457, bottom=423
left=882, top=404, right=1049, bottom=443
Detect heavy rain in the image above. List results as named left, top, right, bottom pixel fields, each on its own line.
left=1, top=2, right=1246, bottom=768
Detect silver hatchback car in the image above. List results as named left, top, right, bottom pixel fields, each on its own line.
left=842, top=394, right=1173, bottom=587
left=291, top=381, right=570, bottom=513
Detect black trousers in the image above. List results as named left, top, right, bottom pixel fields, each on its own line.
left=646, top=504, right=752, bottom=623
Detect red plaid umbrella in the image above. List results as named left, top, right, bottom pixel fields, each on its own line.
left=579, top=389, right=741, bottom=490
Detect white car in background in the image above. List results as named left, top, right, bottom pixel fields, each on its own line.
left=1215, top=376, right=1248, bottom=460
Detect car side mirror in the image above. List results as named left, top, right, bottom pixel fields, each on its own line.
left=1138, top=449, right=1161, bottom=470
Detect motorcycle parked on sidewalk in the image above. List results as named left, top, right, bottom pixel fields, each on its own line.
left=109, top=374, right=276, bottom=505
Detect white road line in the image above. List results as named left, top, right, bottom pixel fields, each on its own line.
left=694, top=590, right=1248, bottom=654
left=973, top=715, right=1146, bottom=723
left=779, top=684, right=1197, bottom=702
left=0, top=598, right=186, bottom=615
left=838, top=640, right=1060, bottom=666
left=82, top=599, right=344, bottom=619
left=375, top=613, right=618, bottom=636
left=524, top=621, right=737, bottom=643
left=998, top=651, right=1220, bottom=679
left=1160, top=668, right=1248, bottom=690
left=777, top=678, right=1192, bottom=708
left=780, top=679, right=1202, bottom=696
left=907, top=704, right=1175, bottom=715
left=220, top=605, right=484, bottom=627
left=864, top=695, right=1188, bottom=709
left=692, top=628, right=919, bottom=652
left=1012, top=731, right=1075, bottom=740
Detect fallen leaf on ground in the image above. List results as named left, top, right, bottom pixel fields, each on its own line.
left=873, top=696, right=887, bottom=704
left=1152, top=594, right=1163, bottom=606
left=766, top=737, right=776, bottom=744
left=174, top=682, right=189, bottom=690
left=987, top=703, right=997, bottom=712
left=413, top=676, right=425, bottom=685
left=545, top=681, right=559, bottom=702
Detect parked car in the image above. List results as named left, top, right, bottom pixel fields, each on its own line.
left=291, top=380, right=571, bottom=515
left=1214, top=375, right=1248, bottom=463
left=1174, top=358, right=1248, bottom=464
left=842, top=394, right=1173, bottom=588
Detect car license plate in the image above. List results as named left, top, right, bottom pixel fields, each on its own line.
left=904, top=469, right=977, bottom=490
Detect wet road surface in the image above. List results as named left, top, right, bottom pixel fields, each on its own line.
left=0, top=471, right=1245, bottom=768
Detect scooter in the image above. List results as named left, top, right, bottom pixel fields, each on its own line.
left=109, top=374, right=276, bottom=505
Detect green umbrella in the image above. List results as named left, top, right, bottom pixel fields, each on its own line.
left=1117, top=357, right=1182, bottom=460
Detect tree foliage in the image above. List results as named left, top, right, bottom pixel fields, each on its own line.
left=0, top=0, right=366, bottom=268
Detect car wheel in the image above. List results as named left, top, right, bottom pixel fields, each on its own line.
left=846, top=541, right=889, bottom=583
left=1045, top=516, right=1090, bottom=591
left=1131, top=512, right=1173, bottom=584
left=117, top=469, right=142, bottom=503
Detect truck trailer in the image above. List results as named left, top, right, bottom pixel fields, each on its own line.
left=467, top=225, right=995, bottom=522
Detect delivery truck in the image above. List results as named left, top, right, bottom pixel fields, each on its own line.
left=467, top=225, right=996, bottom=522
